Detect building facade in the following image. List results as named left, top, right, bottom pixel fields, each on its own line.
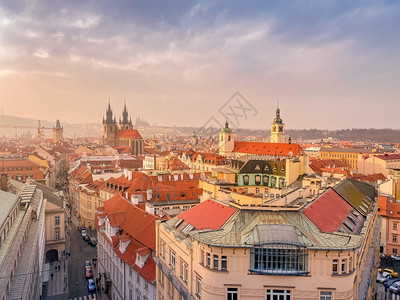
left=155, top=179, right=380, bottom=300
left=102, top=103, right=144, bottom=156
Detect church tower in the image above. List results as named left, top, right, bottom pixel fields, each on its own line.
left=270, top=102, right=285, bottom=143
left=103, top=101, right=117, bottom=145
left=53, top=120, right=63, bottom=143
left=120, top=103, right=133, bottom=130
left=219, top=121, right=235, bottom=157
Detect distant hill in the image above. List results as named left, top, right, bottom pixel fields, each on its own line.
left=0, top=115, right=102, bottom=138
left=1, top=115, right=399, bottom=143
left=179, top=126, right=400, bottom=143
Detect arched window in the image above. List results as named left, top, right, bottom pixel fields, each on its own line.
left=228, top=135, right=231, bottom=141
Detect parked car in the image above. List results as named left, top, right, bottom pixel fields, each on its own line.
left=84, top=261, right=91, bottom=269
left=87, top=278, right=96, bottom=292
left=88, top=238, right=97, bottom=247
left=81, top=229, right=87, bottom=237
left=78, top=225, right=85, bottom=232
left=390, top=281, right=400, bottom=294
left=384, top=278, right=399, bottom=288
left=84, top=235, right=90, bottom=242
left=391, top=255, right=400, bottom=261
left=378, top=268, right=398, bottom=278
left=378, top=272, right=392, bottom=284
left=85, top=268, right=93, bottom=279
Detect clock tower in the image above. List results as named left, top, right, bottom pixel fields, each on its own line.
left=270, top=103, right=284, bottom=143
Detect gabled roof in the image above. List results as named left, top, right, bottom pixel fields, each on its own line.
left=233, top=142, right=303, bottom=157
left=303, top=188, right=355, bottom=233
left=116, top=129, right=142, bottom=139
left=177, top=199, right=236, bottom=230
left=167, top=156, right=189, bottom=171
left=103, top=193, right=159, bottom=249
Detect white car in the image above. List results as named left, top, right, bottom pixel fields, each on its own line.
left=379, top=272, right=392, bottom=284
left=390, top=282, right=400, bottom=293
left=391, top=254, right=400, bottom=261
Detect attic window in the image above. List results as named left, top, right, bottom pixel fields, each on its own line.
left=182, top=224, right=194, bottom=234
left=181, top=192, right=186, bottom=197
left=174, top=219, right=183, bottom=228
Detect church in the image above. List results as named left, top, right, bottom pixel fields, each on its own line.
left=102, top=102, right=144, bottom=156
left=219, top=105, right=303, bottom=159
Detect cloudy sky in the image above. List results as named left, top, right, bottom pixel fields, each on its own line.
left=0, top=0, right=399, bottom=130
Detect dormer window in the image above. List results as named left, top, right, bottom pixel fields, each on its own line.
left=135, top=247, right=151, bottom=268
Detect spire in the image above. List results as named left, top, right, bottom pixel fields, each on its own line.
left=273, top=99, right=283, bottom=124
left=122, top=101, right=129, bottom=124
left=105, top=99, right=114, bottom=123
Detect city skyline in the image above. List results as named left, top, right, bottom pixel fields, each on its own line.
left=0, top=1, right=399, bottom=129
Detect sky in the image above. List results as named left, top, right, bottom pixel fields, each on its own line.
left=0, top=0, right=399, bottom=130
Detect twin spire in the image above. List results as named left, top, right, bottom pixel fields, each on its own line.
left=104, top=99, right=132, bottom=126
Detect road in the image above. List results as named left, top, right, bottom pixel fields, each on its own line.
left=68, top=222, right=98, bottom=299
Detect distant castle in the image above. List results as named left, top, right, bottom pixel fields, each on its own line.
left=102, top=102, right=144, bottom=156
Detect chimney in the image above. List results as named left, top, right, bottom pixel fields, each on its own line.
left=0, top=174, right=8, bottom=192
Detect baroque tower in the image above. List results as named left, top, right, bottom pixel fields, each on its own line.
left=219, top=121, right=235, bottom=157
left=270, top=102, right=285, bottom=143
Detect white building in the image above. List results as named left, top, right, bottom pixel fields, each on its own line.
left=96, top=193, right=159, bottom=300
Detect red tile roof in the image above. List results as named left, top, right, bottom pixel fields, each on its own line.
left=303, top=188, right=353, bottom=233
left=167, top=156, right=189, bottom=171
left=375, top=154, right=400, bottom=161
left=177, top=199, right=236, bottom=230
left=233, top=142, right=303, bottom=157
left=103, top=193, right=159, bottom=249
left=309, top=158, right=348, bottom=175
left=351, top=173, right=386, bottom=183
left=116, top=129, right=142, bottom=139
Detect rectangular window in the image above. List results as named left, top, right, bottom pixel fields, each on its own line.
left=160, top=239, right=166, bottom=258
left=221, top=256, right=227, bottom=271
left=170, top=250, right=176, bottom=271
left=55, top=215, right=60, bottom=225
left=136, top=273, right=140, bottom=283
left=266, top=289, right=291, bottom=300
left=393, top=235, right=397, bottom=242
left=227, top=287, right=238, bottom=300
left=332, top=259, right=338, bottom=274
left=255, top=175, right=261, bottom=185
left=196, top=277, right=202, bottom=299
left=341, top=259, right=347, bottom=273
left=395, top=223, right=398, bottom=230
left=55, top=230, right=60, bottom=240
left=255, top=188, right=260, bottom=194
left=207, top=253, right=211, bottom=267
left=180, top=259, right=188, bottom=283
left=213, top=255, right=219, bottom=269
left=320, top=291, right=332, bottom=300
left=243, top=175, right=249, bottom=185
left=394, top=248, right=398, bottom=254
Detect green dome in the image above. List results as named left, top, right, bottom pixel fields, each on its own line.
left=220, top=120, right=232, bottom=133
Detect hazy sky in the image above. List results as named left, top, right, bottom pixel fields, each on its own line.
left=0, top=0, right=399, bottom=130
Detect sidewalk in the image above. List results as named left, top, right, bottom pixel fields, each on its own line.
left=46, top=260, right=68, bottom=297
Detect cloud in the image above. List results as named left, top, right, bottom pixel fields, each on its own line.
left=0, top=0, right=399, bottom=129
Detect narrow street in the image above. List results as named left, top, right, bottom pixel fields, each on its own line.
left=68, top=220, right=98, bottom=300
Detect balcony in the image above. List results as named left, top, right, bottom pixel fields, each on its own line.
left=153, top=255, right=196, bottom=300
